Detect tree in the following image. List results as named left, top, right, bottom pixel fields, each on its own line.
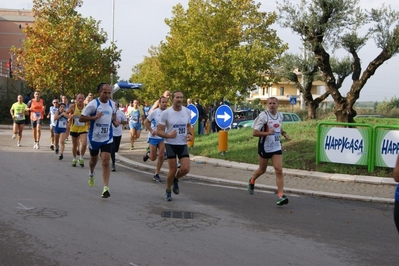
left=11, top=0, right=121, bottom=97
left=278, top=51, right=352, bottom=119
left=129, top=46, right=168, bottom=104
left=158, top=0, right=288, bottom=104
left=278, top=0, right=399, bottom=122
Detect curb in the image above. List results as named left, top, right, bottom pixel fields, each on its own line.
left=116, top=154, right=395, bottom=204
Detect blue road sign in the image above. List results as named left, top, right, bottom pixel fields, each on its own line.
left=289, top=97, right=297, bottom=105
left=215, top=105, right=233, bottom=129
left=187, top=104, right=199, bottom=125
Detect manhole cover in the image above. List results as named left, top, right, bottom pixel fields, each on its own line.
left=161, top=211, right=193, bottom=219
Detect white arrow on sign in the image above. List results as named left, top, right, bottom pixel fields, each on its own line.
left=217, top=112, right=231, bottom=122
left=190, top=110, right=197, bottom=120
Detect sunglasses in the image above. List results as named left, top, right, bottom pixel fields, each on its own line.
left=53, top=102, right=59, bottom=104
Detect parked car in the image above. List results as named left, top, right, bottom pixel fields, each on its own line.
left=230, top=109, right=254, bottom=129
left=237, top=112, right=302, bottom=129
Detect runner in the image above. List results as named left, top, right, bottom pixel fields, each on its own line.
left=148, top=90, right=171, bottom=114
left=127, top=99, right=143, bottom=150
left=68, top=93, right=89, bottom=167
left=9, top=95, right=28, bottom=147
left=79, top=83, right=116, bottom=198
left=47, top=97, right=59, bottom=150
left=156, top=90, right=192, bottom=201
left=53, top=103, right=70, bottom=160
left=247, top=97, right=291, bottom=206
left=27, top=90, right=46, bottom=149
left=142, top=96, right=168, bottom=182
left=110, top=102, right=127, bottom=172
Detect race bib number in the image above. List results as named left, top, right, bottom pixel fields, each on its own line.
left=274, top=132, right=281, bottom=142
left=34, top=112, right=41, bottom=119
left=94, top=123, right=109, bottom=136
left=74, top=116, right=84, bottom=126
left=15, top=113, right=23, bottom=120
left=131, top=115, right=139, bottom=123
left=178, top=126, right=186, bottom=135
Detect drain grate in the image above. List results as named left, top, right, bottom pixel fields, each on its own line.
left=161, top=211, right=193, bottom=219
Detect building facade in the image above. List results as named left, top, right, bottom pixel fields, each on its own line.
left=0, top=9, right=33, bottom=77
left=248, top=74, right=329, bottom=110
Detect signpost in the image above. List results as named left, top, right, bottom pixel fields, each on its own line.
left=187, top=104, right=199, bottom=147
left=215, top=105, right=233, bottom=130
left=187, top=104, right=199, bottom=125
left=289, top=96, right=297, bottom=112
left=215, top=105, right=233, bottom=154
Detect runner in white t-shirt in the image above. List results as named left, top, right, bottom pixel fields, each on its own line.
left=79, top=83, right=116, bottom=199
left=143, top=95, right=168, bottom=183
left=156, top=90, right=192, bottom=201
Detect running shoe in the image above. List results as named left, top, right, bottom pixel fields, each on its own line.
left=17, top=141, right=21, bottom=147
left=78, top=158, right=84, bottom=167
left=88, top=174, right=95, bottom=187
left=55, top=147, right=59, bottom=154
left=143, top=152, right=149, bottom=162
left=172, top=178, right=179, bottom=194
left=36, top=142, right=40, bottom=149
left=102, top=187, right=110, bottom=198
left=59, top=154, right=63, bottom=160
left=111, top=164, right=116, bottom=172
left=12, top=133, right=17, bottom=139
left=165, top=190, right=172, bottom=201
left=50, top=144, right=54, bottom=150
left=130, top=145, right=134, bottom=150
left=247, top=178, right=254, bottom=195
left=71, top=158, right=77, bottom=167
left=276, top=195, right=289, bottom=206
left=153, top=174, right=162, bottom=183
left=33, top=142, right=38, bottom=149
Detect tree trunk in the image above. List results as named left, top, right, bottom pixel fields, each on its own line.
left=306, top=100, right=318, bottom=119
left=333, top=96, right=357, bottom=123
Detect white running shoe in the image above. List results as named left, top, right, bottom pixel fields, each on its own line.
left=36, top=142, right=40, bottom=149
left=12, top=134, right=17, bottom=139
left=17, top=142, right=21, bottom=147
left=33, top=143, right=37, bottom=149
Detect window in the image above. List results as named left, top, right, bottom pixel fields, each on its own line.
left=293, top=114, right=300, bottom=121
left=279, top=87, right=284, bottom=96
left=283, top=114, right=292, bottom=121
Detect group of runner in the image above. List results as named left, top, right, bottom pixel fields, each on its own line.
left=9, top=86, right=291, bottom=206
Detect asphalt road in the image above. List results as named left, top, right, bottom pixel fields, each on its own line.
left=0, top=128, right=397, bottom=266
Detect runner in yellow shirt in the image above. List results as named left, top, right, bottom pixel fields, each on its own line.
left=10, top=95, right=28, bottom=147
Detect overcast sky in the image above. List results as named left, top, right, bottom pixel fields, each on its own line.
left=3, top=0, right=399, bottom=101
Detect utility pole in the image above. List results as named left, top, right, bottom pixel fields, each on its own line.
left=110, top=0, right=115, bottom=98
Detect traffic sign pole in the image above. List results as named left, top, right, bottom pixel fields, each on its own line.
left=215, top=105, right=233, bottom=154
left=187, top=104, right=199, bottom=147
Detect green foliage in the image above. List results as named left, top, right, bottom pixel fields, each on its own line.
left=376, top=96, right=399, bottom=114
left=158, top=0, right=288, bottom=104
left=11, top=0, right=121, bottom=97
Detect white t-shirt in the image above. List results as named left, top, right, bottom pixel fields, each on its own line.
left=252, top=111, right=283, bottom=153
left=159, top=106, right=191, bottom=145
left=112, top=109, right=127, bottom=137
left=82, top=98, right=116, bottom=143
left=49, top=106, right=58, bottom=127
left=147, top=108, right=164, bottom=140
